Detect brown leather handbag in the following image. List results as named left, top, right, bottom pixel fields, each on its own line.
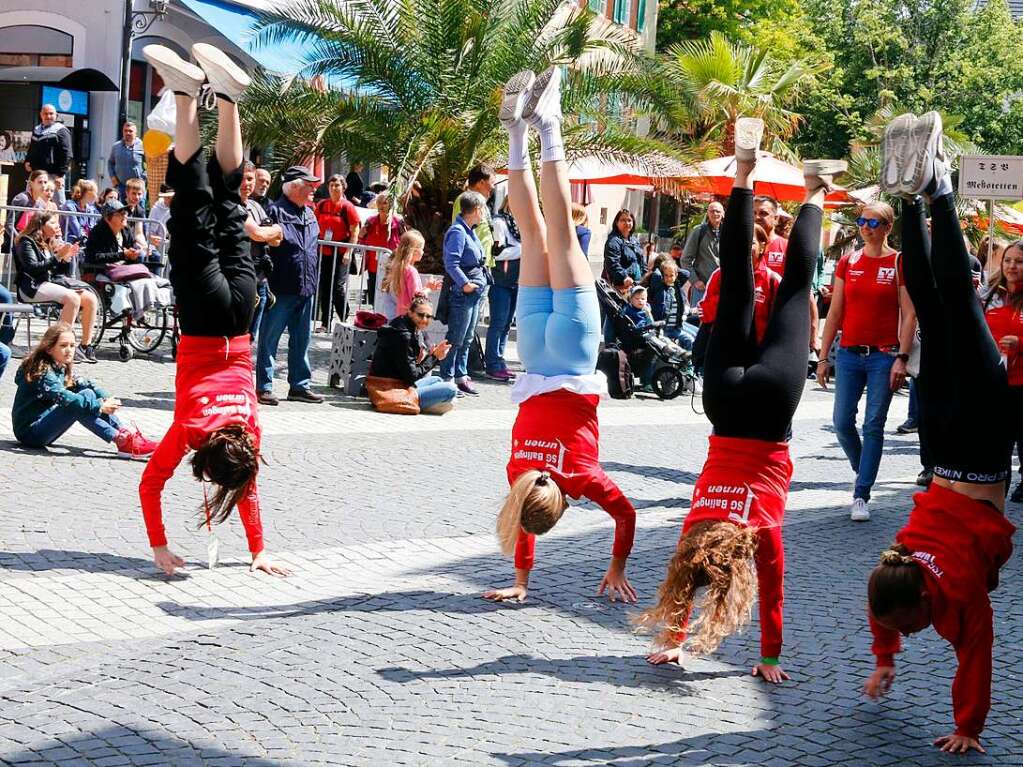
left=365, top=376, right=420, bottom=415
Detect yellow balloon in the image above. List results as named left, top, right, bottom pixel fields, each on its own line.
left=143, top=129, right=172, bottom=158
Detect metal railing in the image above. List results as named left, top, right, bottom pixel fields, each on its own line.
left=1, top=204, right=169, bottom=289
left=314, top=240, right=394, bottom=324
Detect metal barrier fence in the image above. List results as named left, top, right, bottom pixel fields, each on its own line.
left=1, top=203, right=169, bottom=289
left=314, top=240, right=393, bottom=323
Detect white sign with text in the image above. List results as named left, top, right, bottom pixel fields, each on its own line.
left=958, top=154, right=1023, bottom=200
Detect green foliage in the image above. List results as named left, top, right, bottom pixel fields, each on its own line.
left=241, top=0, right=674, bottom=261
left=655, top=0, right=814, bottom=59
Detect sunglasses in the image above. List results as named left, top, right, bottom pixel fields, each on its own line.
left=856, top=217, right=885, bottom=229
left=413, top=311, right=434, bottom=320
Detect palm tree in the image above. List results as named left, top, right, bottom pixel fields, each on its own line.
left=650, top=31, right=827, bottom=156
left=241, top=0, right=675, bottom=263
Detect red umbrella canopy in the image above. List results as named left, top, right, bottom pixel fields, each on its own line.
left=680, top=152, right=850, bottom=204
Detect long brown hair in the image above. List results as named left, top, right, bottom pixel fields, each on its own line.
left=983, top=241, right=1023, bottom=313
left=382, top=229, right=426, bottom=297
left=634, top=520, right=759, bottom=655
left=16, top=210, right=59, bottom=247
left=868, top=543, right=924, bottom=619
left=496, top=469, right=567, bottom=555
left=191, top=424, right=262, bottom=527
left=19, top=322, right=74, bottom=386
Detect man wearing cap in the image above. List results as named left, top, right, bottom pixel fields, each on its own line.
left=25, top=104, right=73, bottom=205
left=256, top=165, right=324, bottom=405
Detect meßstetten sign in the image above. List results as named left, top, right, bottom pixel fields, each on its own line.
left=958, top=154, right=1023, bottom=200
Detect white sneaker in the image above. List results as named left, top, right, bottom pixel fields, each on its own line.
left=191, top=43, right=251, bottom=103
left=734, top=117, right=764, bottom=162
left=902, top=111, right=946, bottom=197
left=803, top=159, right=848, bottom=192
left=143, top=44, right=204, bottom=98
left=421, top=401, right=454, bottom=415
left=500, top=70, right=535, bottom=127
left=880, top=113, right=915, bottom=196
left=850, top=498, right=870, bottom=522
left=522, top=66, right=562, bottom=128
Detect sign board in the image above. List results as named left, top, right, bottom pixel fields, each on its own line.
left=40, top=85, right=88, bottom=116
left=958, top=154, right=1023, bottom=200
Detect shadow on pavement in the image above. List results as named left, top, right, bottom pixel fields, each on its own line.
left=0, top=439, right=123, bottom=460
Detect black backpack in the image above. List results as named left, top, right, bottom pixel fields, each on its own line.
left=596, top=347, right=634, bottom=399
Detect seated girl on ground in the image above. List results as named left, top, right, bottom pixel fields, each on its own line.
left=12, top=322, right=156, bottom=457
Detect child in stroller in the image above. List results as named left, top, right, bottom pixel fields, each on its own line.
left=596, top=279, right=694, bottom=400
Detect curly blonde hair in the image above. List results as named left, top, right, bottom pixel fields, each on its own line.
left=634, top=520, right=759, bottom=655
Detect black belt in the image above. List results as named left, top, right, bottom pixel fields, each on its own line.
left=845, top=345, right=896, bottom=356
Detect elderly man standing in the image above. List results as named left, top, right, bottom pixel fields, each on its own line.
left=25, top=104, right=72, bottom=205
left=256, top=165, right=324, bottom=405
left=681, top=200, right=723, bottom=305
left=251, top=167, right=272, bottom=208
left=440, top=191, right=490, bottom=395
left=108, top=121, right=146, bottom=201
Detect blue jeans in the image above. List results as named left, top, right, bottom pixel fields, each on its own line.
left=19, top=402, right=122, bottom=448
left=485, top=283, right=517, bottom=373
left=833, top=347, right=897, bottom=500
left=517, top=286, right=600, bottom=376
left=0, top=284, right=15, bottom=346
left=666, top=322, right=698, bottom=350
left=440, top=285, right=486, bottom=379
left=907, top=378, right=919, bottom=424
left=256, top=293, right=314, bottom=392
left=0, top=342, right=9, bottom=382
left=416, top=375, right=458, bottom=411
left=250, top=279, right=269, bottom=338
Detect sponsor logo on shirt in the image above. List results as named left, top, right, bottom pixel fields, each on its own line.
left=876, top=266, right=896, bottom=284
left=692, top=482, right=755, bottom=525
left=200, top=392, right=252, bottom=419
left=512, top=437, right=567, bottom=473
left=911, top=550, right=943, bottom=579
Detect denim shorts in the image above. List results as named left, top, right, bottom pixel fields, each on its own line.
left=516, top=285, right=600, bottom=376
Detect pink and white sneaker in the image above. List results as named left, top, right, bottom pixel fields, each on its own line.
left=115, top=427, right=159, bottom=461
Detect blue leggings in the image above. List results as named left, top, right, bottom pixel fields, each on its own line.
left=517, top=286, right=600, bottom=376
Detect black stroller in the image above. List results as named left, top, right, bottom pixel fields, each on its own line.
left=595, top=279, right=695, bottom=400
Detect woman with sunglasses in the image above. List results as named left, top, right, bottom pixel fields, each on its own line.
left=817, top=202, right=917, bottom=521
left=368, top=295, right=457, bottom=414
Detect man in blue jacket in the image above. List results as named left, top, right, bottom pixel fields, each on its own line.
left=441, top=191, right=490, bottom=394
left=256, top=165, right=324, bottom=405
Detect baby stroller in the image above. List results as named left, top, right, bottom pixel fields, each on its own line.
left=595, top=279, right=695, bottom=400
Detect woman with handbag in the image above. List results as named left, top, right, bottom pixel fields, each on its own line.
left=483, top=67, right=638, bottom=605
left=138, top=41, right=290, bottom=578
left=14, top=211, right=100, bottom=364
left=367, top=295, right=456, bottom=414
left=816, top=201, right=917, bottom=522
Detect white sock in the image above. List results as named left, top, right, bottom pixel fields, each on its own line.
left=538, top=118, right=565, bottom=163
left=931, top=170, right=953, bottom=199
left=507, top=122, right=529, bottom=171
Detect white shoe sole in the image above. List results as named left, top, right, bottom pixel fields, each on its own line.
left=881, top=113, right=914, bottom=195
left=522, top=66, right=561, bottom=125
left=117, top=451, right=151, bottom=461
left=500, top=70, right=535, bottom=125
left=192, top=43, right=251, bottom=101
left=734, top=117, right=764, bottom=161
left=902, top=111, right=943, bottom=196
left=803, top=159, right=847, bottom=176
left=142, top=44, right=204, bottom=96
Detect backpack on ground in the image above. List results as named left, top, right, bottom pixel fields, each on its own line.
left=596, top=347, right=633, bottom=399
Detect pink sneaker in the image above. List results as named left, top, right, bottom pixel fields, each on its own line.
left=115, top=427, right=159, bottom=461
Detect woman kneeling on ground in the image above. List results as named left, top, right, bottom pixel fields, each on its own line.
left=369, top=295, right=457, bottom=414
left=12, top=323, right=156, bottom=457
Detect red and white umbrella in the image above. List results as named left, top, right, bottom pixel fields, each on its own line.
left=680, top=151, right=851, bottom=205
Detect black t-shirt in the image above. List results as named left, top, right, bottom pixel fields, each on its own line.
left=243, top=197, right=269, bottom=266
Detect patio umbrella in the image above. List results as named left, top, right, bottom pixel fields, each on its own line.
left=680, top=151, right=850, bottom=205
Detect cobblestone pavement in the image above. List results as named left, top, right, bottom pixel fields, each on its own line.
left=0, top=334, right=1021, bottom=766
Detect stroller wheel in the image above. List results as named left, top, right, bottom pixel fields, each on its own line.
left=118, top=345, right=134, bottom=362
left=652, top=367, right=685, bottom=400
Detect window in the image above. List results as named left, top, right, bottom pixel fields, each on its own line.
left=0, top=25, right=73, bottom=68
left=636, top=0, right=647, bottom=32
left=588, top=0, right=602, bottom=11
left=612, top=0, right=631, bottom=25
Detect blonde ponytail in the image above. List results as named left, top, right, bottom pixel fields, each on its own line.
left=496, top=470, right=567, bottom=556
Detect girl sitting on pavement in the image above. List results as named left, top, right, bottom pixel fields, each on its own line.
left=483, top=67, right=638, bottom=605
left=12, top=322, right=156, bottom=457
left=138, top=42, right=290, bottom=578
left=637, top=118, right=844, bottom=684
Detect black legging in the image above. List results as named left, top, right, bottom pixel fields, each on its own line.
left=703, top=188, right=821, bottom=442
left=167, top=150, right=257, bottom=337
left=900, top=195, right=1012, bottom=482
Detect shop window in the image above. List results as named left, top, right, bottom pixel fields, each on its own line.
left=0, top=25, right=73, bottom=68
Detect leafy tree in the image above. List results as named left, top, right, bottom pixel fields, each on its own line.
left=655, top=0, right=813, bottom=59
left=241, top=0, right=671, bottom=264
